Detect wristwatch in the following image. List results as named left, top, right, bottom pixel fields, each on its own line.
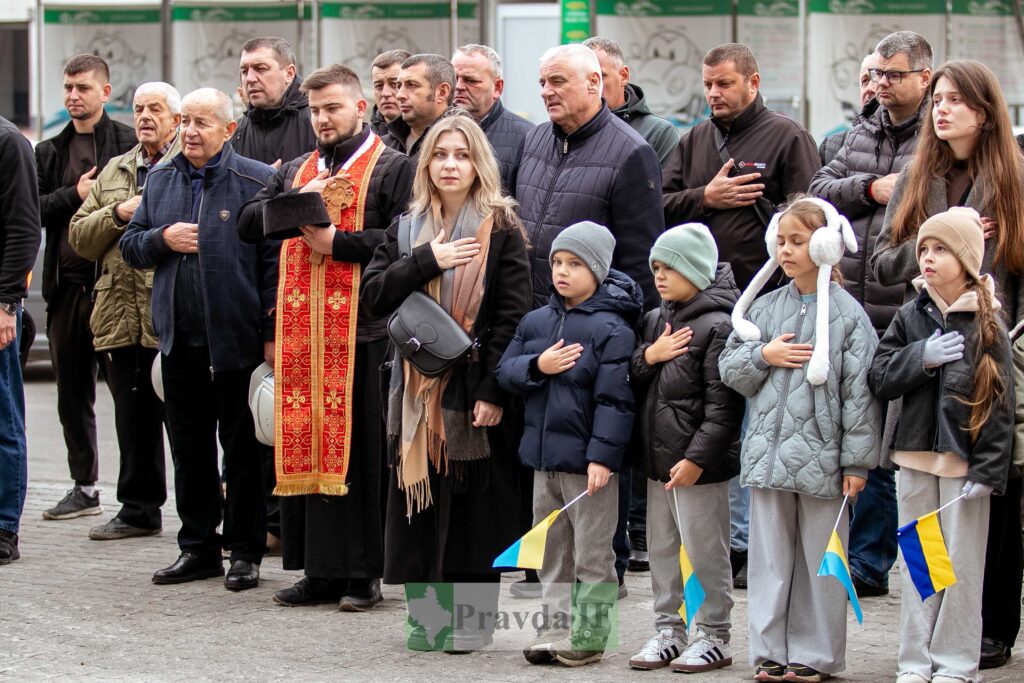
left=0, top=302, right=18, bottom=316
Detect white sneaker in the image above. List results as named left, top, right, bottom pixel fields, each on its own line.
left=670, top=630, right=732, bottom=673
left=628, top=628, right=686, bottom=670
left=895, top=673, right=929, bottom=683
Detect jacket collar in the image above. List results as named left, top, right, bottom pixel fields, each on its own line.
left=478, top=99, right=506, bottom=133
left=170, top=141, right=236, bottom=181
left=54, top=109, right=113, bottom=150
left=869, top=96, right=928, bottom=139
left=552, top=102, right=611, bottom=145
left=711, top=93, right=765, bottom=136
left=244, top=78, right=308, bottom=125
left=119, top=133, right=182, bottom=173
left=913, top=274, right=1000, bottom=315
left=613, top=84, right=651, bottom=121
left=317, top=124, right=370, bottom=171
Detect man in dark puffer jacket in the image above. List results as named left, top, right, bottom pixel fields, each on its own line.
left=232, top=37, right=316, bottom=166
left=452, top=44, right=534, bottom=195
left=516, top=44, right=664, bottom=312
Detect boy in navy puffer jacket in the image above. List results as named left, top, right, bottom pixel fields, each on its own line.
left=497, top=221, right=641, bottom=668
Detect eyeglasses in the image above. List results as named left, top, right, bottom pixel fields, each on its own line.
left=868, top=68, right=926, bottom=85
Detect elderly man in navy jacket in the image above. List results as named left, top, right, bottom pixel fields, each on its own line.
left=514, top=43, right=664, bottom=598
left=121, top=88, right=277, bottom=592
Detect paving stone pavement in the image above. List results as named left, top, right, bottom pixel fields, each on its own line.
left=4, top=375, right=1024, bottom=681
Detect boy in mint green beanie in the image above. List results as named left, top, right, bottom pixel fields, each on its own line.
left=627, top=223, right=744, bottom=673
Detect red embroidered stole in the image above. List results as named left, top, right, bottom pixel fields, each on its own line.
left=273, top=135, right=384, bottom=495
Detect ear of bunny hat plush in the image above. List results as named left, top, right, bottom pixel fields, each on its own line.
left=730, top=197, right=858, bottom=386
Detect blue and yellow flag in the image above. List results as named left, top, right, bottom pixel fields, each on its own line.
left=817, top=530, right=863, bottom=624
left=678, top=542, right=705, bottom=626
left=898, top=511, right=957, bottom=600
left=492, top=510, right=562, bottom=570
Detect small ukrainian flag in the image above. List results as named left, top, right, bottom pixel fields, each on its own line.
left=492, top=509, right=562, bottom=570
left=817, top=529, right=864, bottom=624
left=678, top=541, right=705, bottom=626
left=898, top=511, right=957, bottom=600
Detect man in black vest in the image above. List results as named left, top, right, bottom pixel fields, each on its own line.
left=451, top=44, right=534, bottom=194
left=36, top=54, right=136, bottom=521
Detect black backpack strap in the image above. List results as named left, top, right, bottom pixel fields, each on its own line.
left=398, top=214, right=412, bottom=258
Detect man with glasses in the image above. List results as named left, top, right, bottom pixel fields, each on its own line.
left=809, top=30, right=932, bottom=603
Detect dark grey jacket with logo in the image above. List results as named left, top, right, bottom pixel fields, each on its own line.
left=809, top=99, right=927, bottom=333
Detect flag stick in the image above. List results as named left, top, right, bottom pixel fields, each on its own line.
left=934, top=493, right=967, bottom=517
left=830, top=494, right=850, bottom=535
left=671, top=487, right=684, bottom=533
left=561, top=489, right=588, bottom=511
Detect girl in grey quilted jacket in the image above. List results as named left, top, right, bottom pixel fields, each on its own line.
left=719, top=197, right=881, bottom=682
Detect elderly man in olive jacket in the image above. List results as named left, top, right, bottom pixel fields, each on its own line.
left=70, top=82, right=182, bottom=542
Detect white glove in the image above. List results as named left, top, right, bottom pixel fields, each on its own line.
left=961, top=480, right=993, bottom=500
left=923, top=330, right=965, bottom=369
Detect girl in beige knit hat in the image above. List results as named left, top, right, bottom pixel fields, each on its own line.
left=870, top=206, right=1014, bottom=683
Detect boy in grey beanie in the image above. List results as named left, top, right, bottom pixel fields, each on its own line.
left=628, top=222, right=743, bottom=673
left=497, top=220, right=643, bottom=667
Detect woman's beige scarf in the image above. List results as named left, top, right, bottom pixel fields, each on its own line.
left=397, top=197, right=493, bottom=515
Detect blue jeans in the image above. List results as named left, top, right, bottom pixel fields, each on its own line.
left=730, top=401, right=750, bottom=552
left=848, top=466, right=898, bottom=587
left=0, top=309, right=27, bottom=535
left=729, top=477, right=750, bottom=552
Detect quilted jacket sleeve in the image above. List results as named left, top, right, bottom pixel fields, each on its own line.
left=718, top=304, right=771, bottom=398
left=839, top=308, right=882, bottom=478
left=495, top=317, right=547, bottom=395
left=808, top=135, right=878, bottom=222
left=585, top=320, right=636, bottom=471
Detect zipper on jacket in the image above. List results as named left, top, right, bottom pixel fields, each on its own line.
left=190, top=185, right=216, bottom=381
left=763, top=301, right=809, bottom=484
left=540, top=310, right=568, bottom=472
left=529, top=138, right=571, bottom=251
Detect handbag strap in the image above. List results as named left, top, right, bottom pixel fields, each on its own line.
left=398, top=214, right=413, bottom=258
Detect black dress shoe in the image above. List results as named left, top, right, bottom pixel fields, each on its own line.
left=980, top=637, right=1011, bottom=669
left=340, top=578, right=382, bottom=611
left=152, top=552, right=224, bottom=584
left=852, top=576, right=889, bottom=597
left=273, top=576, right=347, bottom=606
left=225, top=560, right=260, bottom=591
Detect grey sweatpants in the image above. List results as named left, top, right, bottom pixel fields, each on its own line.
left=534, top=471, right=618, bottom=625
left=897, top=468, right=989, bottom=683
left=647, top=479, right=733, bottom=642
left=748, top=487, right=849, bottom=674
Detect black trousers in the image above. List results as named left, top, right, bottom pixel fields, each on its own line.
left=161, top=346, right=266, bottom=563
left=105, top=345, right=166, bottom=529
left=981, top=475, right=1023, bottom=646
left=47, top=283, right=111, bottom=485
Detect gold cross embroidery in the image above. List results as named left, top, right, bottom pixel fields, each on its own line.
left=327, top=291, right=348, bottom=310
left=285, top=389, right=307, bottom=408
left=287, top=288, right=308, bottom=309
left=324, top=388, right=343, bottom=410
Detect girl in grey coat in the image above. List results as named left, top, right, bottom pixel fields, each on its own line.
left=719, top=197, right=881, bottom=683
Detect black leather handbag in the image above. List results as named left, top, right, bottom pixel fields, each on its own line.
left=386, top=215, right=473, bottom=377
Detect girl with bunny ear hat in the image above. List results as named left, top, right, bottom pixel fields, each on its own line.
left=719, top=196, right=882, bottom=682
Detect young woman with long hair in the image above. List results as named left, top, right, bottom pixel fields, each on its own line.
left=360, top=112, right=530, bottom=649
left=870, top=59, right=1024, bottom=674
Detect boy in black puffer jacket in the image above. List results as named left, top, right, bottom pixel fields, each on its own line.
left=628, top=224, right=744, bottom=673
left=497, top=221, right=641, bottom=668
